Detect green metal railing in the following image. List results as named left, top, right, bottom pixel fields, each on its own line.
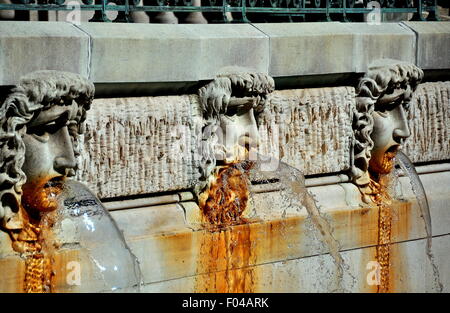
left=0, top=0, right=443, bottom=23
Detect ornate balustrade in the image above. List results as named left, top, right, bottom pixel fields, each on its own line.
left=0, top=0, right=444, bottom=23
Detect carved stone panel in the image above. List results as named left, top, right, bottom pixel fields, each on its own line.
left=258, top=87, right=355, bottom=176
left=77, top=86, right=356, bottom=199
left=76, top=95, right=203, bottom=199
left=403, top=82, right=450, bottom=163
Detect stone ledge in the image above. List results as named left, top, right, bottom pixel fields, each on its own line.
left=253, top=22, right=416, bottom=77
left=108, top=170, right=450, bottom=286
left=76, top=23, right=269, bottom=83
left=402, top=21, right=450, bottom=70
left=0, top=21, right=90, bottom=85
left=0, top=22, right=449, bottom=86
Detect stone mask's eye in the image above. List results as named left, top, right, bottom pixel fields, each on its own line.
left=375, top=103, right=390, bottom=117
left=30, top=127, right=50, bottom=143
left=226, top=106, right=238, bottom=117
left=28, top=120, right=60, bottom=143
left=376, top=110, right=389, bottom=118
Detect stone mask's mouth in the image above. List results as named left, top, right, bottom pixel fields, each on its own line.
left=386, top=144, right=400, bottom=155
left=198, top=160, right=254, bottom=231
left=43, top=176, right=65, bottom=189
left=370, top=145, right=401, bottom=176
left=23, top=176, right=65, bottom=214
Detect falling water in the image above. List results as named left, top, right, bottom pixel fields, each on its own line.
left=251, top=155, right=352, bottom=292
left=50, top=180, right=143, bottom=292
left=395, top=151, right=443, bottom=293
left=196, top=160, right=256, bottom=292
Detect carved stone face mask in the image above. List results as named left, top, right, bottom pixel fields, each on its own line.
left=21, top=102, right=79, bottom=213
left=218, top=100, right=259, bottom=163
left=369, top=87, right=412, bottom=175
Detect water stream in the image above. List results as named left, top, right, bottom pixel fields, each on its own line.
left=395, top=151, right=443, bottom=293
left=250, top=155, right=353, bottom=292
left=50, top=180, right=143, bottom=292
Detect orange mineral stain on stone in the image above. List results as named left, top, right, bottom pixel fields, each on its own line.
left=195, top=225, right=256, bottom=293
left=367, top=173, right=393, bottom=293
left=375, top=202, right=392, bottom=293
left=8, top=177, right=63, bottom=293
left=10, top=216, right=56, bottom=293
left=368, top=172, right=412, bottom=293
left=22, top=177, right=63, bottom=214
left=196, top=161, right=257, bottom=292
left=198, top=161, right=253, bottom=231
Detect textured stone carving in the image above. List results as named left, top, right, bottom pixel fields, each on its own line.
left=0, top=70, right=94, bottom=233
left=257, top=87, right=355, bottom=175
left=196, top=71, right=275, bottom=194
left=403, top=82, right=450, bottom=163
left=351, top=59, right=424, bottom=200
left=73, top=77, right=448, bottom=200
left=76, top=95, right=203, bottom=198
left=75, top=86, right=356, bottom=199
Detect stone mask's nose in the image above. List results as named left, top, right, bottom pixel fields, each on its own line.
left=392, top=105, right=411, bottom=144
left=53, top=126, right=77, bottom=177
left=54, top=156, right=77, bottom=176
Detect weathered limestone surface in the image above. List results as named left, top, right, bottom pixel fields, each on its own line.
left=402, top=22, right=450, bottom=70
left=253, top=22, right=415, bottom=77
left=0, top=22, right=89, bottom=85
left=141, top=236, right=450, bottom=293
left=77, top=87, right=355, bottom=198
left=258, top=87, right=355, bottom=175
left=404, top=82, right=450, bottom=163
left=76, top=95, right=202, bottom=198
left=1, top=22, right=449, bottom=86
left=253, top=23, right=353, bottom=77
left=77, top=82, right=449, bottom=198
left=76, top=23, right=269, bottom=83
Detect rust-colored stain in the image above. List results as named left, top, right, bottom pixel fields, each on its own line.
left=22, top=253, right=54, bottom=293
left=198, top=161, right=254, bottom=230
left=196, top=161, right=257, bottom=292
left=367, top=173, right=393, bottom=293
left=7, top=177, right=63, bottom=293
left=367, top=170, right=412, bottom=293
left=22, top=177, right=62, bottom=214
left=375, top=202, right=392, bottom=293
left=195, top=224, right=256, bottom=293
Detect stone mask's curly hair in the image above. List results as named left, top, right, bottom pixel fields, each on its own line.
left=351, top=60, right=423, bottom=193
left=195, top=72, right=274, bottom=195
left=0, top=70, right=94, bottom=226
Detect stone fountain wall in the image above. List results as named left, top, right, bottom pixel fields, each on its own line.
left=57, top=80, right=450, bottom=293
left=0, top=21, right=449, bottom=292
left=75, top=82, right=450, bottom=199
left=75, top=87, right=357, bottom=198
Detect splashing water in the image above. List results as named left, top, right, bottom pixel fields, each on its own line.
left=250, top=155, right=352, bottom=292
left=395, top=151, right=443, bottom=293
left=48, top=180, right=143, bottom=292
